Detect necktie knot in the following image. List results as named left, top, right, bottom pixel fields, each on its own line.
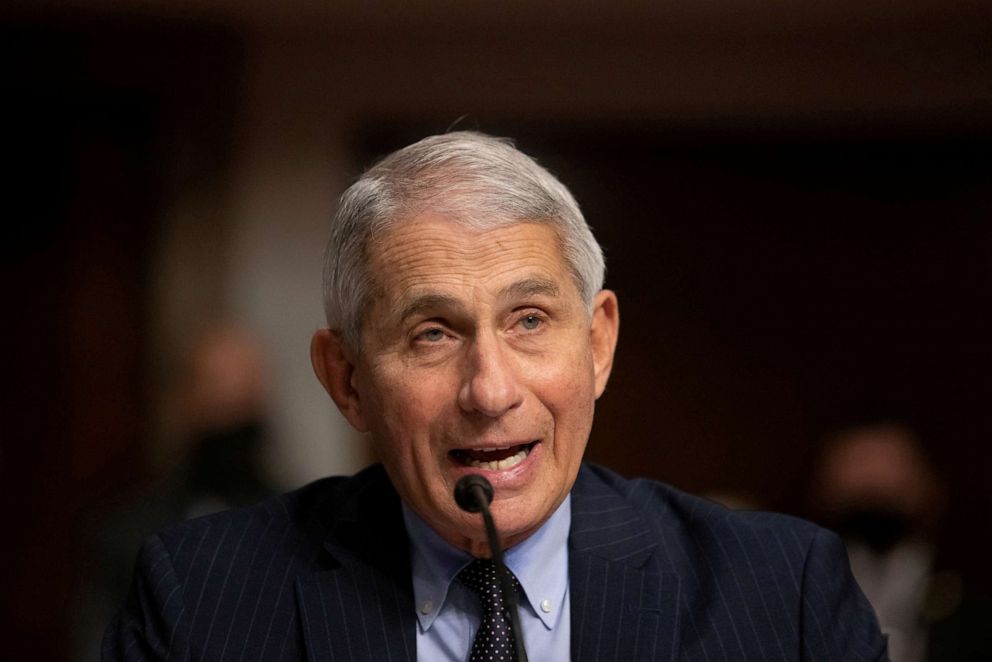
left=458, top=559, right=520, bottom=599
left=457, top=559, right=522, bottom=661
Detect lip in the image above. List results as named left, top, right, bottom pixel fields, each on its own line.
left=446, top=440, right=542, bottom=490
left=448, top=439, right=535, bottom=453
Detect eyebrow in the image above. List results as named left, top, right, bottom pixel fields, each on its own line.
left=395, top=278, right=561, bottom=323
left=500, top=277, right=560, bottom=301
left=395, top=293, right=465, bottom=324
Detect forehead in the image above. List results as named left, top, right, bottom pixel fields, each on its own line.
left=366, top=215, right=576, bottom=310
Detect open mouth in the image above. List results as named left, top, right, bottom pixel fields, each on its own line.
left=450, top=441, right=538, bottom=471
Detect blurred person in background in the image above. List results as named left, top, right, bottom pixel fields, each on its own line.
left=810, top=422, right=986, bottom=662
left=164, top=324, right=276, bottom=518
left=72, top=324, right=277, bottom=660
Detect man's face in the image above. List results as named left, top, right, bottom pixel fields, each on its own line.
left=318, top=215, right=618, bottom=554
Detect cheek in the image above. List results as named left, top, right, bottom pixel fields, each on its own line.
left=532, top=353, right=597, bottom=442
left=366, top=377, right=452, bottom=498
left=537, top=346, right=596, bottom=402
left=373, top=370, right=451, bottom=444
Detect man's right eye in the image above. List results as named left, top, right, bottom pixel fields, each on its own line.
left=419, top=328, right=445, bottom=342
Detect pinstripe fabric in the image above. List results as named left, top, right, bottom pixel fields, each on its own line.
left=104, top=463, right=888, bottom=661
left=568, top=464, right=888, bottom=662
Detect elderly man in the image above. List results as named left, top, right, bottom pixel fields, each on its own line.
left=105, top=132, right=888, bottom=661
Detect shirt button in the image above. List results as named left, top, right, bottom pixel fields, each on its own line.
left=420, top=600, right=433, bottom=615
left=540, top=599, right=552, bottom=613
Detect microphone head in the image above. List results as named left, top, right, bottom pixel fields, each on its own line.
left=454, top=474, right=494, bottom=513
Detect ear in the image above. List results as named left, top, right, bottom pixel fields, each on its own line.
left=310, top=329, right=369, bottom=432
left=589, top=289, right=620, bottom=399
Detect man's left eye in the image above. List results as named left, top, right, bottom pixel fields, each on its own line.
left=420, top=328, right=445, bottom=342
left=520, top=314, right=542, bottom=330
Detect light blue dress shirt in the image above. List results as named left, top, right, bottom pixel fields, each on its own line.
left=402, top=496, right=572, bottom=662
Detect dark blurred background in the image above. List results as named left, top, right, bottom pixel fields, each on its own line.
left=2, top=2, right=990, bottom=660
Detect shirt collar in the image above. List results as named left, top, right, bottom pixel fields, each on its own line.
left=402, top=495, right=572, bottom=632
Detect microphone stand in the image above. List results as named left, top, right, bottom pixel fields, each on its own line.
left=456, top=476, right=529, bottom=662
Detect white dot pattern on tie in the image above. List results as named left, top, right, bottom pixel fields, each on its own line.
left=457, top=559, right=521, bottom=662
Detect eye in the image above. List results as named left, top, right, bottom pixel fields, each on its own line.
left=519, top=314, right=542, bottom=331
left=419, top=327, right=446, bottom=342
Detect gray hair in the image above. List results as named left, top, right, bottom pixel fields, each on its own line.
left=322, top=131, right=605, bottom=350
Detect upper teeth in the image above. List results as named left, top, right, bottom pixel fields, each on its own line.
left=466, top=447, right=529, bottom=471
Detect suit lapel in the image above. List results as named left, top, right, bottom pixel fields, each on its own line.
left=569, top=466, right=681, bottom=662
left=296, top=467, right=416, bottom=662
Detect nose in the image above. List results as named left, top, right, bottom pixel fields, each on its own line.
left=457, top=334, right=523, bottom=418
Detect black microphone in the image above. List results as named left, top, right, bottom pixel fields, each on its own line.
left=454, top=475, right=529, bottom=662
left=454, top=473, right=494, bottom=513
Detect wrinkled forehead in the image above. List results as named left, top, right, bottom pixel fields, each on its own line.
left=363, top=215, right=578, bottom=318
left=367, top=213, right=567, bottom=275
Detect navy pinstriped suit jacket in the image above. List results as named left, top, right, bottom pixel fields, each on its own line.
left=104, top=463, right=888, bottom=661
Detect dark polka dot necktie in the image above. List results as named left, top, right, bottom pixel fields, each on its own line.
left=458, top=559, right=522, bottom=662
